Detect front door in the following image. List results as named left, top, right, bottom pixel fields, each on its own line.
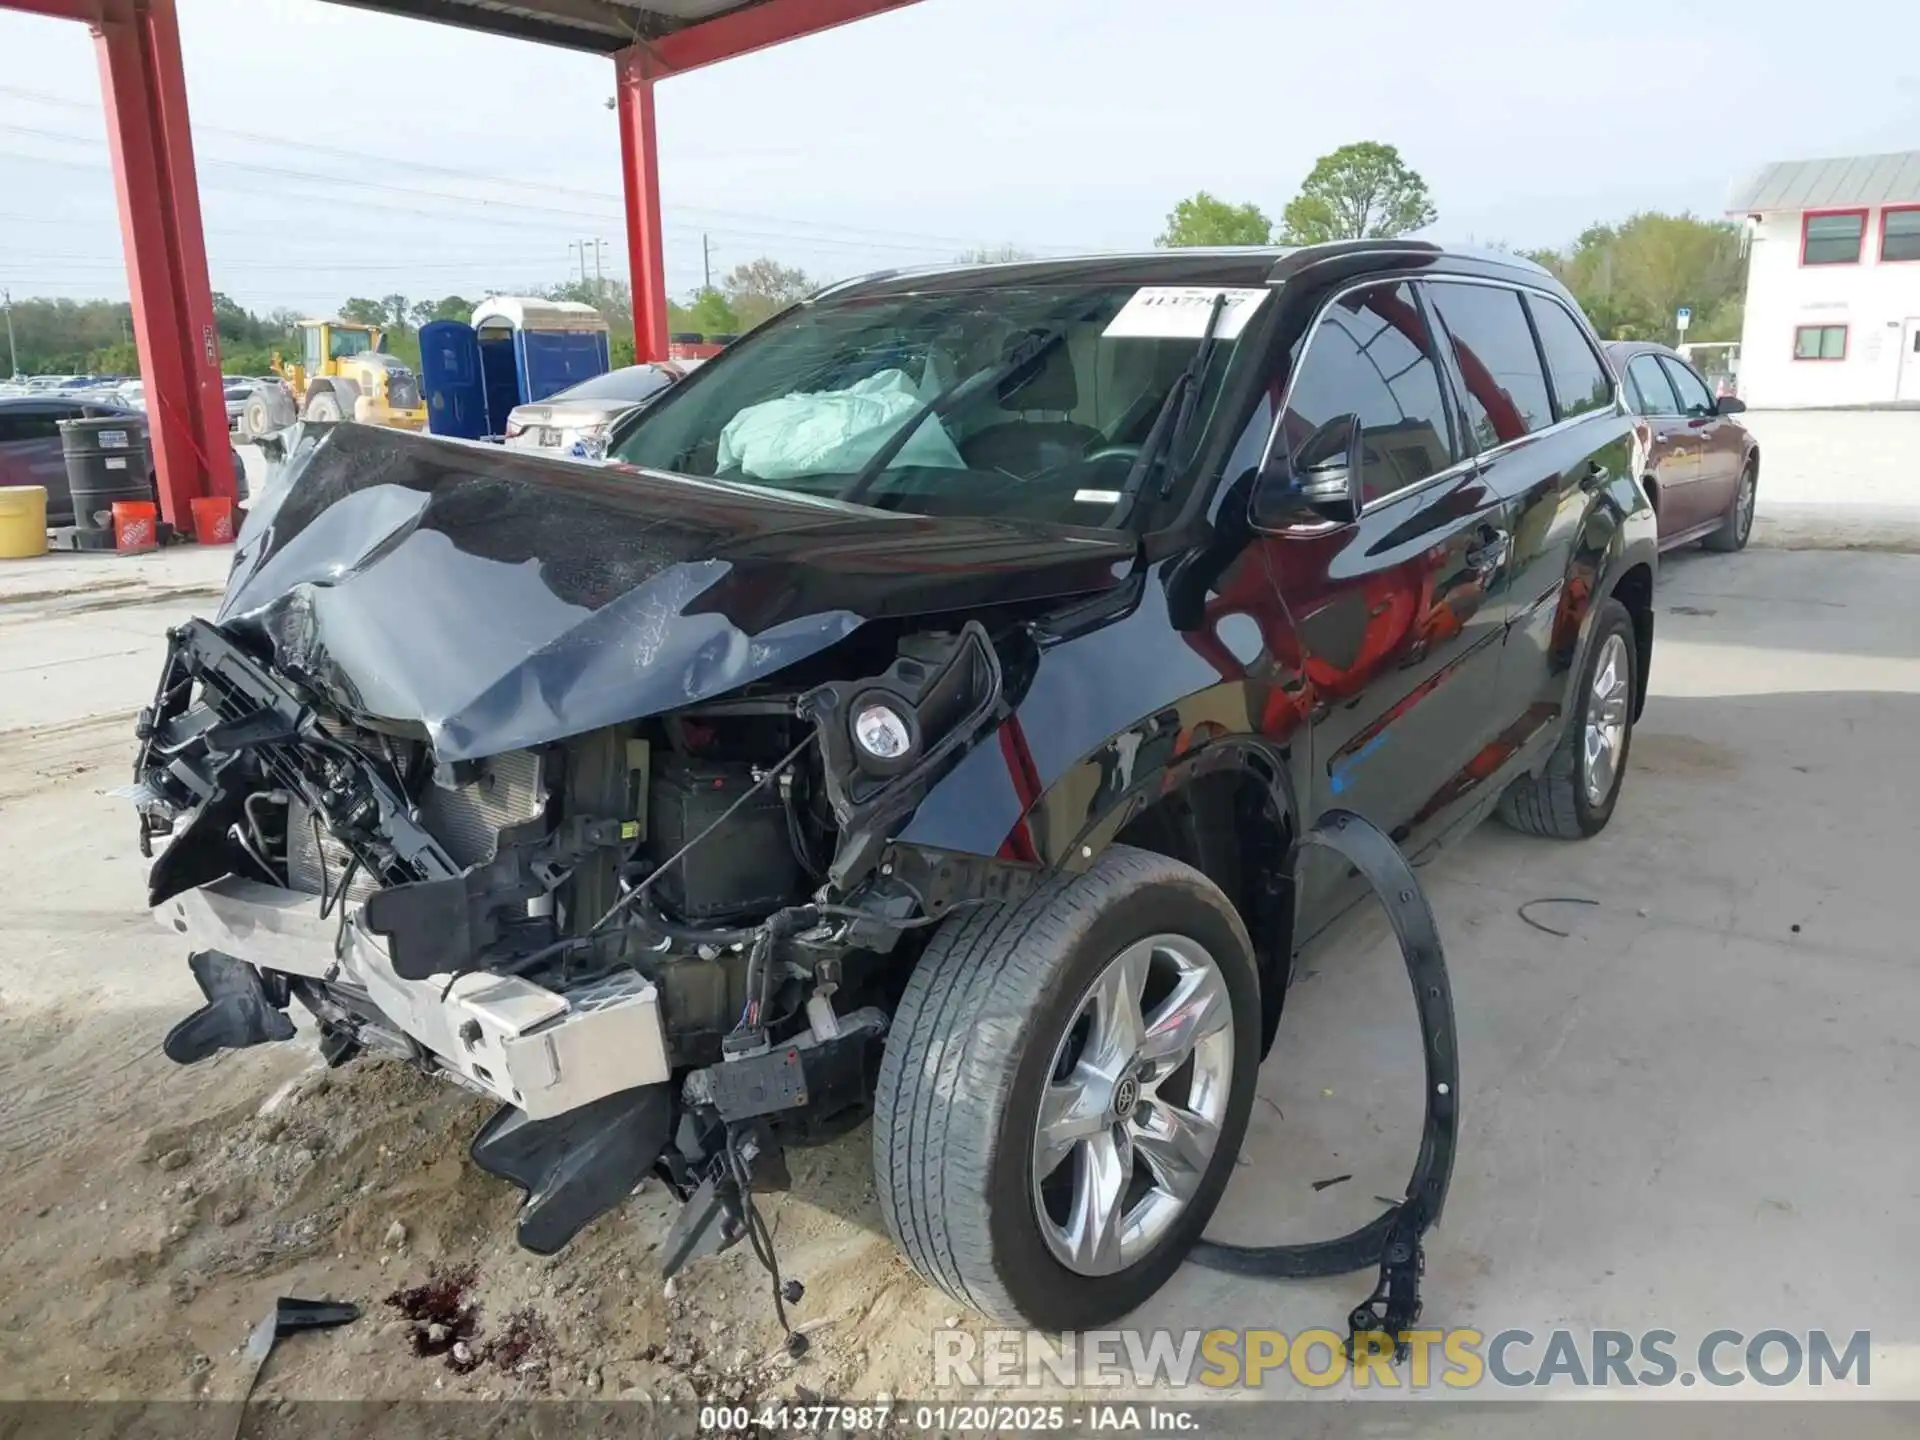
left=1622, top=352, right=1701, bottom=534
left=1255, top=279, right=1514, bottom=930
left=417, top=321, right=487, bottom=440
left=1898, top=319, right=1920, bottom=403
left=1661, top=354, right=1742, bottom=523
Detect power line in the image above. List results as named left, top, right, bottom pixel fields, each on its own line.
left=0, top=84, right=1091, bottom=251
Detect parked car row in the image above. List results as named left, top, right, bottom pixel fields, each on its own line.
left=0, top=391, right=248, bottom=528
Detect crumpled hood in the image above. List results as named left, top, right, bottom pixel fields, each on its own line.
left=217, top=424, right=1132, bottom=761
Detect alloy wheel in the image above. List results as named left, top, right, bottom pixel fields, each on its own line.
left=1737, top=468, right=1756, bottom=542
left=1582, top=633, right=1632, bottom=807
left=1031, top=934, right=1235, bottom=1276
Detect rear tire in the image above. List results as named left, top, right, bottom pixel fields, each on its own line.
left=873, top=845, right=1260, bottom=1330
left=1703, top=460, right=1756, bottom=552
left=1498, top=597, right=1637, bottom=839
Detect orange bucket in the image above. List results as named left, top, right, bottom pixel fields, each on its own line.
left=191, top=495, right=235, bottom=545
left=111, top=500, right=158, bottom=552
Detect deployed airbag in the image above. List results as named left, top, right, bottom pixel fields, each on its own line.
left=716, top=368, right=966, bottom=481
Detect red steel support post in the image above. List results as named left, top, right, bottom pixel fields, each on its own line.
left=93, top=0, right=232, bottom=533
left=613, top=45, right=670, bottom=365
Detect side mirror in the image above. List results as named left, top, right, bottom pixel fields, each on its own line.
left=1714, top=395, right=1746, bottom=415
left=1252, top=414, right=1364, bottom=528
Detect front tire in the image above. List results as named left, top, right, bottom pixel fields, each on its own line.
left=1498, top=597, right=1638, bottom=839
left=303, top=391, right=342, bottom=423
left=873, top=846, right=1260, bottom=1330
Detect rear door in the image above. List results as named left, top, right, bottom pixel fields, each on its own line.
left=1422, top=279, right=1610, bottom=787
left=1660, top=354, right=1741, bottom=524
left=1258, top=279, right=1516, bottom=923
left=1622, top=353, right=1699, bottom=533
left=417, top=320, right=487, bottom=439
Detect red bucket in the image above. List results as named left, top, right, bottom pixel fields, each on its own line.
left=111, top=500, right=158, bottom=552
left=191, top=495, right=235, bottom=545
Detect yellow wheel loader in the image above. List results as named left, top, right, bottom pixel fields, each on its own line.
left=242, top=320, right=428, bottom=439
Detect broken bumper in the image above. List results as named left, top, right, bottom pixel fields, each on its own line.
left=157, top=875, right=670, bottom=1122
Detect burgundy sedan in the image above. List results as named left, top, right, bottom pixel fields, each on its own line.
left=1605, top=341, right=1759, bottom=553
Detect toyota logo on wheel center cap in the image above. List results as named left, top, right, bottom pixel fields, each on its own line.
left=1112, top=1075, right=1140, bottom=1121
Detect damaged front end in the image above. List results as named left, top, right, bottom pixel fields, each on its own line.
left=132, top=425, right=1093, bottom=1273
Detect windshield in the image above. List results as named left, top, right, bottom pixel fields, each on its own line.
left=553, top=366, right=676, bottom=404
left=329, top=329, right=375, bottom=360
left=607, top=283, right=1257, bottom=527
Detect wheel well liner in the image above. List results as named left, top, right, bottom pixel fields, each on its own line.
left=1114, top=765, right=1294, bottom=1055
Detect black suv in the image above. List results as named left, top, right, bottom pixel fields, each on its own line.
left=134, top=241, right=1655, bottom=1332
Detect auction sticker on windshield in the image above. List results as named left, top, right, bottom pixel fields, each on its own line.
left=1103, top=286, right=1268, bottom=340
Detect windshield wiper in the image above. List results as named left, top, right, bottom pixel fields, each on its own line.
left=838, top=327, right=1069, bottom=506
left=1107, top=291, right=1230, bottom=526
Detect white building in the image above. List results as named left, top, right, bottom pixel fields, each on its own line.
left=1727, top=151, right=1920, bottom=408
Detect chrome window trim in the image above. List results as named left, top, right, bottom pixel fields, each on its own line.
left=1258, top=272, right=1627, bottom=525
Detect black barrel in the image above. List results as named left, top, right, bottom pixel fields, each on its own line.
left=60, top=415, right=150, bottom=532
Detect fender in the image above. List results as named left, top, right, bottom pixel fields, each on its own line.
left=895, top=554, right=1311, bottom=875
left=1506, top=463, right=1658, bottom=785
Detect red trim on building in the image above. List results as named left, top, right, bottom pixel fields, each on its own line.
left=1800, top=207, right=1869, bottom=266
left=1880, top=205, right=1920, bottom=263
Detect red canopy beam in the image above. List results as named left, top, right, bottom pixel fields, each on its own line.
left=613, top=0, right=920, bottom=361
left=92, top=0, right=233, bottom=531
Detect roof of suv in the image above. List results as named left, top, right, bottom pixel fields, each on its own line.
left=820, top=240, right=1554, bottom=301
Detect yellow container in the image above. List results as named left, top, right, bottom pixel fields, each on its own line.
left=0, top=485, right=49, bottom=559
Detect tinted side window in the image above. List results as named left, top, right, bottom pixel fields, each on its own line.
left=1660, top=357, right=1714, bottom=416
left=1626, top=356, right=1680, bottom=416
left=0, top=409, right=63, bottom=443
left=1526, top=296, right=1613, bottom=420
left=1281, top=281, right=1456, bottom=505
left=1425, top=282, right=1554, bottom=450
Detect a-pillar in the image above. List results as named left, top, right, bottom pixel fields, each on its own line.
left=93, top=0, right=232, bottom=533
left=613, top=45, right=670, bottom=365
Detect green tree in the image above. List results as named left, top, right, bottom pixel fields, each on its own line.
left=720, top=258, right=814, bottom=331
left=406, top=295, right=474, bottom=329
left=1529, top=213, right=1745, bottom=343
left=1279, top=142, right=1437, bottom=244
left=339, top=297, right=388, bottom=326
left=1155, top=192, right=1273, bottom=247
left=685, top=288, right=740, bottom=335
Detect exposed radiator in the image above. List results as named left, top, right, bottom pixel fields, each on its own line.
left=285, top=748, right=548, bottom=900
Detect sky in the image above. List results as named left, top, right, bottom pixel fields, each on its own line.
left=1, top=0, right=1917, bottom=317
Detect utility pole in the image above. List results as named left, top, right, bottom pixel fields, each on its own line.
left=703, top=233, right=715, bottom=293
left=2, top=288, right=16, bottom=378
left=592, top=238, right=607, bottom=303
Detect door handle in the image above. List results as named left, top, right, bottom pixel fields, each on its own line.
left=1465, top=527, right=1511, bottom=575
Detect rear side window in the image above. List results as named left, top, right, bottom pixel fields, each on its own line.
left=0, top=409, right=64, bottom=443
left=1424, top=282, right=1554, bottom=450
left=1526, top=296, right=1613, bottom=420
left=1624, top=356, right=1678, bottom=415
left=1281, top=281, right=1457, bottom=505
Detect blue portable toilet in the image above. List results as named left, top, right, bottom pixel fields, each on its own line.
left=419, top=296, right=612, bottom=440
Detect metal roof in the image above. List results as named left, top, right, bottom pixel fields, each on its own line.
left=318, top=0, right=909, bottom=55
left=1727, top=152, right=1920, bottom=215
